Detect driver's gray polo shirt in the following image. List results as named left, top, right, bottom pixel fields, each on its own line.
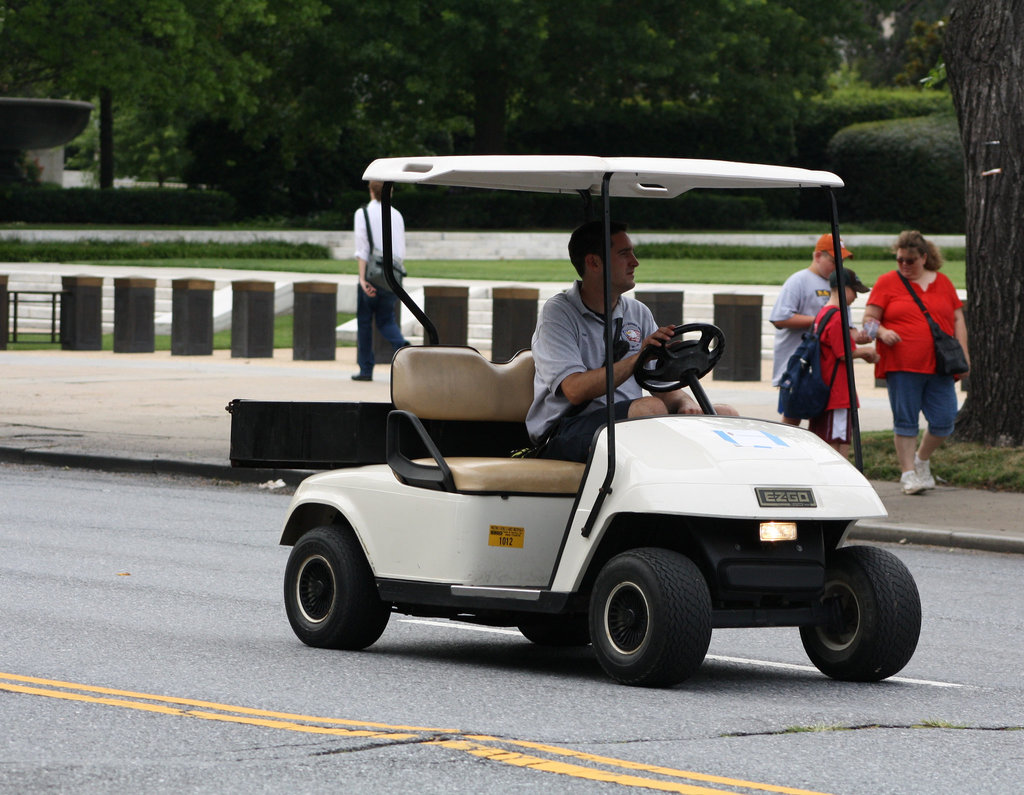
left=526, top=281, right=656, bottom=443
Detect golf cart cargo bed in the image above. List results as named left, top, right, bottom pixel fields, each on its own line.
left=227, top=399, right=530, bottom=469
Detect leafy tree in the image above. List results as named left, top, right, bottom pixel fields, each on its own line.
left=0, top=0, right=326, bottom=187
left=945, top=0, right=1024, bottom=446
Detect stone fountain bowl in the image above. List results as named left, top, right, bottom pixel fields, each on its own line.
left=0, top=97, right=94, bottom=150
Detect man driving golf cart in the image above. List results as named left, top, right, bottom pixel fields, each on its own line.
left=528, top=220, right=738, bottom=462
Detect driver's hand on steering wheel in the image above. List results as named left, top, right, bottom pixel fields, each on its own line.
left=640, top=325, right=677, bottom=351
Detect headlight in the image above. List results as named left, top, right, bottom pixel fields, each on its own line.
left=759, top=521, right=797, bottom=542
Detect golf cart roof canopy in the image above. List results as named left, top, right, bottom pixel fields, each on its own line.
left=362, top=155, right=843, bottom=198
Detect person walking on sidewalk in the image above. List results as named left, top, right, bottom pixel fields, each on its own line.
left=352, top=180, right=408, bottom=381
left=770, top=233, right=858, bottom=425
left=862, top=230, right=968, bottom=495
left=809, top=268, right=879, bottom=459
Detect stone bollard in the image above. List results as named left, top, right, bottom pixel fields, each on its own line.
left=113, top=277, right=156, bottom=353
left=491, top=286, right=538, bottom=362
left=60, top=275, right=103, bottom=351
left=231, top=280, right=275, bottom=359
left=712, top=293, right=761, bottom=381
left=293, top=281, right=337, bottom=361
left=0, top=274, right=7, bottom=350
left=171, top=278, right=215, bottom=356
left=424, top=285, right=468, bottom=346
left=635, top=289, right=684, bottom=328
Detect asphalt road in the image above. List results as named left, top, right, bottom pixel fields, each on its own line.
left=2, top=464, right=1022, bottom=794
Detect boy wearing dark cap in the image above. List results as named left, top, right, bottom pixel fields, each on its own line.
left=808, top=268, right=879, bottom=457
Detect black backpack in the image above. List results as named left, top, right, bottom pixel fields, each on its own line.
left=778, top=308, right=840, bottom=420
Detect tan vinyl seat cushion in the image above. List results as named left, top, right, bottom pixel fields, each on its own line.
left=413, top=457, right=586, bottom=494
left=392, top=346, right=535, bottom=422
left=393, top=347, right=584, bottom=495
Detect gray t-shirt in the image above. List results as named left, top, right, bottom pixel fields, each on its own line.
left=526, top=282, right=655, bottom=443
left=769, top=268, right=831, bottom=386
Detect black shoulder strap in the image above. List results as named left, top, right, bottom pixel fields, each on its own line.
left=897, top=272, right=943, bottom=335
left=362, top=204, right=374, bottom=253
left=816, top=307, right=842, bottom=387
left=815, top=307, right=839, bottom=335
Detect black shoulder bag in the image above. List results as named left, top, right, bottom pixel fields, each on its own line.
left=362, top=205, right=406, bottom=293
left=898, top=273, right=968, bottom=376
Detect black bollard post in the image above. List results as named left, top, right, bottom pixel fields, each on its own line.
left=60, top=275, right=103, bottom=351
left=712, top=293, right=762, bottom=381
left=113, top=277, right=156, bottom=353
left=231, top=280, right=276, bottom=358
left=171, top=278, right=215, bottom=356
left=491, top=287, right=538, bottom=362
left=293, top=281, right=337, bottom=361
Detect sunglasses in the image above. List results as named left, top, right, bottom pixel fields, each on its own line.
left=895, top=257, right=920, bottom=265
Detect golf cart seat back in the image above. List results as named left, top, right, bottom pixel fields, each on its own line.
left=387, top=346, right=585, bottom=494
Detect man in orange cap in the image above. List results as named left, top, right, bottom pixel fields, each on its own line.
left=769, top=233, right=853, bottom=426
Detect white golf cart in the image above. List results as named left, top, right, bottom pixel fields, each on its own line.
left=252, top=156, right=921, bottom=687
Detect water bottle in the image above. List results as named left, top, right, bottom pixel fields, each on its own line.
left=863, top=318, right=879, bottom=340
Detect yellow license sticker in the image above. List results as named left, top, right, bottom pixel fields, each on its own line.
left=488, top=525, right=524, bottom=548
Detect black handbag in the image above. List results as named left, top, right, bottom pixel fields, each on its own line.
left=898, top=273, right=968, bottom=376
left=362, top=205, right=406, bottom=292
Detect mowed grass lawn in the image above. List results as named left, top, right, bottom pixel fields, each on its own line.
left=75, top=257, right=966, bottom=289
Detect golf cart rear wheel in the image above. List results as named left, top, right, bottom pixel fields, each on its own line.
left=590, top=548, right=711, bottom=687
left=284, top=526, right=390, bottom=650
left=800, top=545, right=921, bottom=682
left=518, top=615, right=591, bottom=647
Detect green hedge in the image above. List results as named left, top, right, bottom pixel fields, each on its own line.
left=0, top=239, right=329, bottom=262
left=827, top=114, right=964, bottom=232
left=796, top=88, right=954, bottom=170
left=0, top=186, right=237, bottom=225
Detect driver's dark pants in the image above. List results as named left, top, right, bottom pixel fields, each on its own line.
left=539, top=401, right=633, bottom=463
left=356, top=287, right=408, bottom=377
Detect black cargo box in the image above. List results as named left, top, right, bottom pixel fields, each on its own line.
left=227, top=399, right=531, bottom=470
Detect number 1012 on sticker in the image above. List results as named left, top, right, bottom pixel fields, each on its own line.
left=488, top=525, right=525, bottom=548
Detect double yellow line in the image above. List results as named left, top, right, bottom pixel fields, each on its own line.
left=1, top=672, right=831, bottom=795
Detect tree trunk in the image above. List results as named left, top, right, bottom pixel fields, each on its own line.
left=471, top=72, right=508, bottom=154
left=99, top=87, right=114, bottom=190
left=945, top=0, right=1024, bottom=446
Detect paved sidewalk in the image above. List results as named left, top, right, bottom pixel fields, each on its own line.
left=1, top=347, right=1021, bottom=555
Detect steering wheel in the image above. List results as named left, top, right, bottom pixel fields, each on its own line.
left=633, top=323, right=726, bottom=393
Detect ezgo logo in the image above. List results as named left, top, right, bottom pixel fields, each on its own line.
left=754, top=487, right=816, bottom=508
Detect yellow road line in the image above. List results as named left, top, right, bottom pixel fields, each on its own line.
left=465, top=735, right=832, bottom=795
left=0, top=671, right=453, bottom=732
left=433, top=738, right=754, bottom=795
left=1, top=671, right=834, bottom=795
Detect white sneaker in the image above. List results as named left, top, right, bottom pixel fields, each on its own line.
left=901, top=470, right=926, bottom=495
left=914, top=457, right=936, bottom=490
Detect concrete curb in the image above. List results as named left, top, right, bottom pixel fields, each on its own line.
left=0, top=446, right=313, bottom=487
left=850, top=521, right=1024, bottom=556
left=4, top=444, right=1022, bottom=556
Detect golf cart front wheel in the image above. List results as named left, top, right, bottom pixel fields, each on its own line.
left=800, top=545, right=921, bottom=681
left=283, top=526, right=390, bottom=650
left=589, top=548, right=711, bottom=687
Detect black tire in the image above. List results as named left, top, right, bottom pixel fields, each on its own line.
left=801, top=545, right=921, bottom=682
left=589, top=548, right=711, bottom=687
left=283, top=526, right=390, bottom=650
left=518, top=615, right=591, bottom=647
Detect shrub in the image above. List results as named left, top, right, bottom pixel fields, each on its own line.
left=827, top=114, right=964, bottom=232
left=0, top=186, right=237, bottom=225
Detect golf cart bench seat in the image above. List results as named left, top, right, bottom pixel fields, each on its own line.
left=388, top=346, right=585, bottom=495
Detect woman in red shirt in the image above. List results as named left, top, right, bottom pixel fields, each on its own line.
left=862, top=231, right=969, bottom=495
